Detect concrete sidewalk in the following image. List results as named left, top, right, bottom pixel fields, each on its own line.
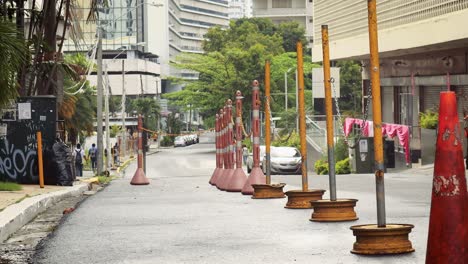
left=0, top=169, right=99, bottom=242
left=0, top=152, right=139, bottom=244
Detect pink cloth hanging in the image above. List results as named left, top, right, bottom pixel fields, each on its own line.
left=344, top=118, right=411, bottom=163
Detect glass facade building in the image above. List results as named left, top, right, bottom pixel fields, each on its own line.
left=64, top=0, right=144, bottom=51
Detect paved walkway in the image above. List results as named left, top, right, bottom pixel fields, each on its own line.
left=0, top=170, right=94, bottom=212
left=34, top=143, right=435, bottom=264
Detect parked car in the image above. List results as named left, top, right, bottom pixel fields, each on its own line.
left=174, top=136, right=186, bottom=147
left=262, top=146, right=301, bottom=175
left=246, top=146, right=265, bottom=173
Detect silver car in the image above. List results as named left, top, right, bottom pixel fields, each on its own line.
left=246, top=146, right=265, bottom=173
left=174, top=136, right=186, bottom=147
left=262, top=147, right=301, bottom=175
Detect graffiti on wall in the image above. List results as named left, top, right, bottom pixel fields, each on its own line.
left=0, top=138, right=37, bottom=182
left=0, top=97, right=56, bottom=183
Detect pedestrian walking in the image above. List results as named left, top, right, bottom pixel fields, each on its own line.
left=73, top=144, right=86, bottom=177
left=88, top=143, right=98, bottom=173
left=113, top=143, right=120, bottom=166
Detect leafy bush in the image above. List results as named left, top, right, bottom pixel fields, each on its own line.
left=420, top=109, right=438, bottom=129
left=272, top=131, right=300, bottom=149
left=160, top=136, right=174, bottom=147
left=243, top=137, right=252, bottom=152
left=334, top=138, right=348, bottom=162
left=314, top=159, right=328, bottom=175
left=336, top=158, right=350, bottom=174
left=110, top=125, right=121, bottom=138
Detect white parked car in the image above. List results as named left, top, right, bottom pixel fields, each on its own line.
left=262, top=146, right=302, bottom=175
left=174, top=136, right=186, bottom=147
left=246, top=146, right=265, bottom=173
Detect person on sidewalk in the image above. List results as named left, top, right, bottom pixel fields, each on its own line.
left=88, top=143, right=98, bottom=174
left=113, top=143, right=120, bottom=166
left=73, top=144, right=86, bottom=177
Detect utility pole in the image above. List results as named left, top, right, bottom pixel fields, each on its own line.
left=105, top=66, right=111, bottom=171
left=284, top=72, right=288, bottom=110
left=121, top=60, right=126, bottom=158
left=97, top=29, right=103, bottom=176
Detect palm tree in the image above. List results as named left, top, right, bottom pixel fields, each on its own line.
left=59, top=53, right=97, bottom=144
left=0, top=21, right=27, bottom=108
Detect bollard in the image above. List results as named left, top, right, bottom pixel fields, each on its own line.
left=241, top=80, right=266, bottom=195
left=350, top=0, right=413, bottom=254
left=252, top=61, right=286, bottom=199
left=284, top=42, right=325, bottom=208
left=130, top=114, right=150, bottom=185
left=212, top=109, right=225, bottom=186
left=209, top=114, right=220, bottom=185
left=218, top=100, right=236, bottom=190
left=37, top=131, right=44, bottom=188
left=310, top=25, right=358, bottom=222
left=226, top=91, right=248, bottom=192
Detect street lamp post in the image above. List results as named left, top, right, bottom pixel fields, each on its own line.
left=97, top=30, right=103, bottom=175
left=284, top=67, right=295, bottom=111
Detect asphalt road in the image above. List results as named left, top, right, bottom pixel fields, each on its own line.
left=34, top=133, right=432, bottom=264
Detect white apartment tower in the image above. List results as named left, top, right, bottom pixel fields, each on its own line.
left=252, top=0, right=313, bottom=43
left=229, top=0, right=252, bottom=19
left=150, top=0, right=229, bottom=88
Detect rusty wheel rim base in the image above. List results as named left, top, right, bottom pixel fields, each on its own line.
left=252, top=183, right=286, bottom=199
left=350, top=224, right=415, bottom=255
left=284, top=189, right=326, bottom=209
left=310, top=199, right=359, bottom=222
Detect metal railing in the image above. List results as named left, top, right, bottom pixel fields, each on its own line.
left=305, top=115, right=348, bottom=154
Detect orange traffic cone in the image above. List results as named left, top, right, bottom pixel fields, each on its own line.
left=426, top=91, right=467, bottom=263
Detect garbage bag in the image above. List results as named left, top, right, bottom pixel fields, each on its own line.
left=44, top=140, right=74, bottom=186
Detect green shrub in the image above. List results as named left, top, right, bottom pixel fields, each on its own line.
left=272, top=131, right=300, bottom=149
left=110, top=125, right=121, bottom=138
left=336, top=158, right=350, bottom=174
left=314, top=159, right=328, bottom=175
left=243, top=137, right=252, bottom=152
left=420, top=109, right=438, bottom=129
left=334, top=138, right=348, bottom=162
left=160, top=136, right=174, bottom=147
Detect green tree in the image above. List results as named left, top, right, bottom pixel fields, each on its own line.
left=130, top=97, right=161, bottom=131
left=167, top=18, right=316, bottom=123
left=336, top=60, right=362, bottom=113
left=0, top=21, right=27, bottom=108
left=59, top=53, right=97, bottom=144
left=167, top=19, right=285, bottom=118
left=277, top=21, right=308, bottom=52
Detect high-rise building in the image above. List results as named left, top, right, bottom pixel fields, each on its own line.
left=63, top=0, right=162, bottom=97
left=229, top=0, right=252, bottom=19
left=312, top=0, right=468, bottom=166
left=252, top=0, right=313, bottom=43
left=150, top=0, right=229, bottom=85
left=149, top=0, right=229, bottom=129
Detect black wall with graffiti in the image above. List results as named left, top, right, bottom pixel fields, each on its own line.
left=0, top=96, right=56, bottom=183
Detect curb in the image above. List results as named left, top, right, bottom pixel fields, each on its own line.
left=0, top=183, right=90, bottom=242
left=117, top=157, right=136, bottom=174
